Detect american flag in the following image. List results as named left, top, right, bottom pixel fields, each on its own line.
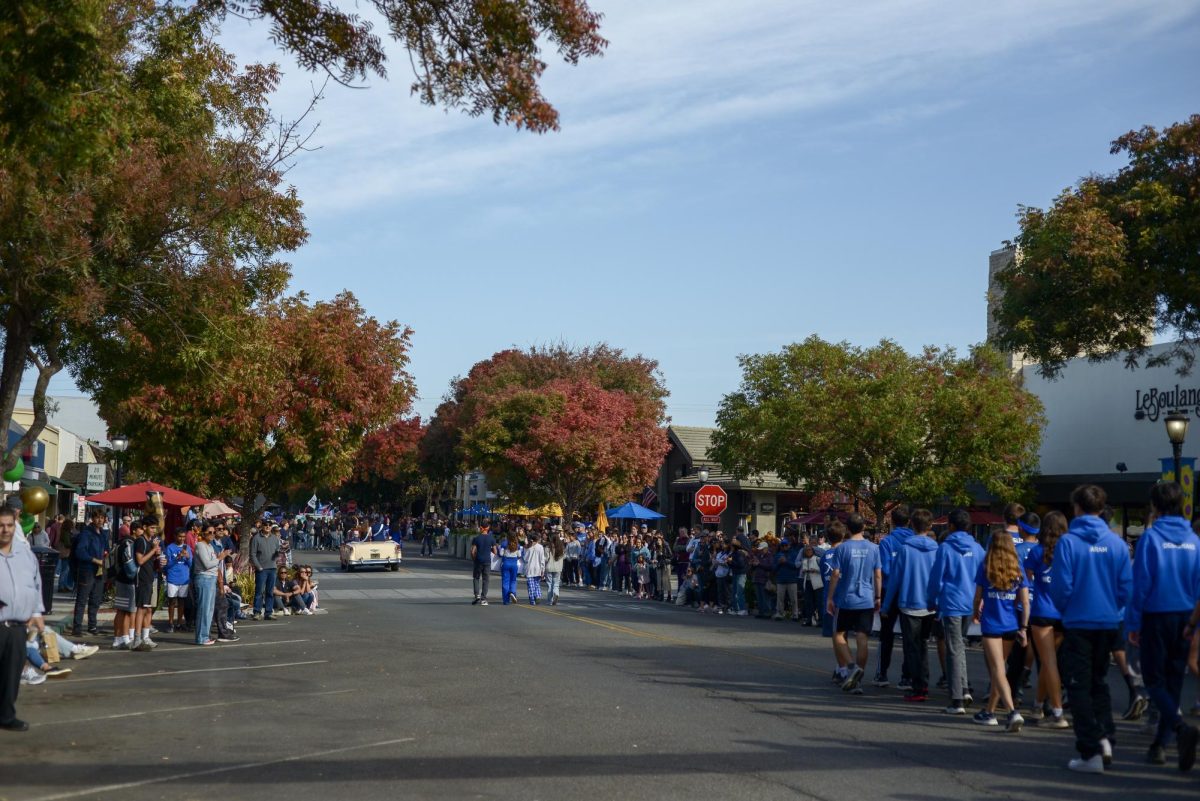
left=641, top=486, right=658, bottom=508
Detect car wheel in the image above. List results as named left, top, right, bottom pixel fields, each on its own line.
left=390, top=562, right=400, bottom=572
left=346, top=563, right=355, bottom=572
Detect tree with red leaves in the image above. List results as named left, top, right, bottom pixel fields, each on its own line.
left=431, top=344, right=669, bottom=527
left=346, top=416, right=426, bottom=507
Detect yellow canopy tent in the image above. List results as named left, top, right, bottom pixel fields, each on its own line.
left=494, top=503, right=563, bottom=517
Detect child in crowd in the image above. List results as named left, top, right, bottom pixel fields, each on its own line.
left=635, top=554, right=650, bottom=599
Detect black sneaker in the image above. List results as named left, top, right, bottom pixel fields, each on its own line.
left=1178, top=723, right=1198, bottom=771
left=1147, top=744, right=1166, bottom=765
left=897, top=678, right=913, bottom=691
left=70, top=627, right=82, bottom=638
left=936, top=675, right=948, bottom=690
left=87, top=628, right=99, bottom=636
left=1122, top=694, right=1149, bottom=721
left=471, top=598, right=480, bottom=605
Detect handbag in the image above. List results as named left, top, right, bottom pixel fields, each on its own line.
left=489, top=552, right=502, bottom=571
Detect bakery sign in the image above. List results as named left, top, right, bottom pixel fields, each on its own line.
left=1135, top=383, right=1200, bottom=422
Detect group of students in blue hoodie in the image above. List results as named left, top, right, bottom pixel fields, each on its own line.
left=825, top=482, right=1200, bottom=776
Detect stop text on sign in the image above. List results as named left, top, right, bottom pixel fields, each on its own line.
left=694, top=484, right=728, bottom=517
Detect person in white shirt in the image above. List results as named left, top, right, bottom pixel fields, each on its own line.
left=523, top=533, right=546, bottom=605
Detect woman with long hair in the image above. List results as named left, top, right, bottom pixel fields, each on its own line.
left=545, top=535, right=565, bottom=605
left=500, top=533, right=522, bottom=605
left=1024, top=510, right=1069, bottom=728
left=973, top=532, right=1030, bottom=731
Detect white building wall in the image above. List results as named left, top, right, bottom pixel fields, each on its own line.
left=1022, top=342, right=1200, bottom=476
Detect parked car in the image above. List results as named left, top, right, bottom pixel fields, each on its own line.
left=340, top=538, right=402, bottom=571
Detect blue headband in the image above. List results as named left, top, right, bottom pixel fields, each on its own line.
left=1017, top=520, right=1040, bottom=535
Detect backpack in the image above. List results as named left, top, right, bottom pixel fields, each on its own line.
left=117, top=538, right=137, bottom=581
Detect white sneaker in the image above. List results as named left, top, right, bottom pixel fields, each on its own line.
left=1067, top=755, right=1104, bottom=774
left=20, top=666, right=46, bottom=685
left=303, top=608, right=313, bottom=615
left=1099, top=737, right=1112, bottom=768
left=143, top=638, right=158, bottom=649
left=71, top=644, right=100, bottom=660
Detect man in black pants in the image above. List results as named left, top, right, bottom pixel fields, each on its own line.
left=71, top=510, right=110, bottom=636
left=0, top=505, right=47, bottom=732
left=1050, top=484, right=1132, bottom=774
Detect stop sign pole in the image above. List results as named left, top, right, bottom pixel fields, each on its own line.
left=694, top=483, right=728, bottom=524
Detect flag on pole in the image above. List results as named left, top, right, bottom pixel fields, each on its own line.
left=641, top=486, right=658, bottom=508
left=306, top=493, right=318, bottom=510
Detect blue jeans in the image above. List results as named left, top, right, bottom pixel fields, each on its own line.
left=754, top=582, right=774, bottom=616
left=1142, top=611, right=1190, bottom=747
left=546, top=572, right=561, bottom=600
left=291, top=591, right=315, bottom=611
left=501, top=561, right=519, bottom=603
left=598, top=558, right=611, bottom=589
left=193, top=574, right=216, bottom=644
left=254, top=568, right=277, bottom=616
left=731, top=574, right=747, bottom=613
left=55, top=557, right=74, bottom=591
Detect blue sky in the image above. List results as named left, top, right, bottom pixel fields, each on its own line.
left=28, top=0, right=1200, bottom=435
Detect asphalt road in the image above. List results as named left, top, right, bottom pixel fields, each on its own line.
left=3, top=551, right=1196, bottom=801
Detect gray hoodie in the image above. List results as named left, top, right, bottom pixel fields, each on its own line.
left=250, top=532, right=281, bottom=571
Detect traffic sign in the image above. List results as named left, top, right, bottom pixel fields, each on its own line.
left=694, top=484, right=728, bottom=518
left=700, top=515, right=721, bottom=524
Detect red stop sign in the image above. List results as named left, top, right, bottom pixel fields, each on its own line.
left=694, top=484, right=728, bottom=517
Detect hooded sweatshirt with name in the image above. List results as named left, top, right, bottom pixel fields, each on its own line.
left=1023, top=544, right=1060, bottom=621
left=1126, top=515, right=1200, bottom=633
left=926, top=530, right=985, bottom=617
left=882, top=534, right=938, bottom=612
left=879, top=527, right=915, bottom=580
left=1048, top=515, right=1132, bottom=630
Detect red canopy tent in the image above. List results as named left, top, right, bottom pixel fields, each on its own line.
left=85, top=482, right=209, bottom=536
left=85, top=481, right=209, bottom=508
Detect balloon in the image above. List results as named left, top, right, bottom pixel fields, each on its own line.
left=19, top=513, right=34, bottom=532
left=2, top=457, right=23, bottom=482
left=20, top=484, right=50, bottom=515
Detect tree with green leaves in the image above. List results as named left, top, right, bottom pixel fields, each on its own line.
left=710, top=337, right=1045, bottom=524
left=992, top=115, right=1200, bottom=376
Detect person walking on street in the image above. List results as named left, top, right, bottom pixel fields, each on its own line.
left=826, top=513, right=882, bottom=694
left=470, top=521, right=496, bottom=606
left=883, top=509, right=939, bottom=702
left=500, top=534, right=521, bottom=605
left=971, top=532, right=1030, bottom=732
left=0, top=506, right=46, bottom=732
left=1024, top=511, right=1069, bottom=729
left=877, top=506, right=915, bottom=688
left=1049, top=484, right=1133, bottom=774
left=1128, top=481, right=1200, bottom=769
left=70, top=510, right=109, bottom=637
left=524, top=533, right=546, bottom=605
left=927, top=508, right=985, bottom=715
left=545, top=536, right=564, bottom=606
left=250, top=523, right=281, bottom=620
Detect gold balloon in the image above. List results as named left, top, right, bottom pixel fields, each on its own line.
left=19, top=484, right=50, bottom=516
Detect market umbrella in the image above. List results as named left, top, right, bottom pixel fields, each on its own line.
left=202, top=500, right=239, bottom=518
left=595, top=503, right=608, bottom=534
left=85, top=481, right=209, bottom=508
left=604, top=501, right=665, bottom=520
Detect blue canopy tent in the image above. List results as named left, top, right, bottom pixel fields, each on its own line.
left=605, top=501, right=665, bottom=520
left=458, top=503, right=491, bottom=516
left=605, top=501, right=664, bottom=532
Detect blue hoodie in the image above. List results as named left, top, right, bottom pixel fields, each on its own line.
left=1126, top=515, right=1200, bottom=633
left=1049, top=515, right=1132, bottom=630
left=1023, top=544, right=1060, bottom=620
left=927, top=530, right=985, bottom=617
left=879, top=527, right=915, bottom=579
left=883, top=534, right=938, bottom=611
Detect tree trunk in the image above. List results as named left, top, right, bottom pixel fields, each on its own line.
left=0, top=307, right=34, bottom=470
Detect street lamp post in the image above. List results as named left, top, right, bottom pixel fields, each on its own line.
left=1165, top=410, right=1190, bottom=483
left=109, top=433, right=129, bottom=488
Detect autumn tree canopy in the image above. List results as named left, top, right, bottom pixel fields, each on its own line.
left=431, top=345, right=669, bottom=526
left=77, top=291, right=414, bottom=536
left=0, top=2, right=304, bottom=470
left=204, top=0, right=608, bottom=132
left=710, top=337, right=1045, bottom=524
left=992, top=115, right=1200, bottom=376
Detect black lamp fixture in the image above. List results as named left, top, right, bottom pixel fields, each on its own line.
left=109, top=433, right=129, bottom=488
left=1165, top=410, right=1190, bottom=482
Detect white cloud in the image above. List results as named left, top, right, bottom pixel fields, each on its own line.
left=220, top=0, right=1196, bottom=214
